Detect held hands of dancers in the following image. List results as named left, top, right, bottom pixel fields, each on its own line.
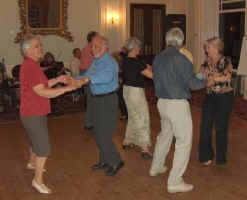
left=75, top=77, right=90, bottom=87
left=56, top=74, right=72, bottom=84
left=66, top=77, right=89, bottom=89
left=56, top=75, right=89, bottom=88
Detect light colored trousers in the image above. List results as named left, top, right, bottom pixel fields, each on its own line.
left=150, top=99, right=193, bottom=186
left=123, top=85, right=151, bottom=148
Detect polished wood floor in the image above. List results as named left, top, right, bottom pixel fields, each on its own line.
left=0, top=105, right=247, bottom=200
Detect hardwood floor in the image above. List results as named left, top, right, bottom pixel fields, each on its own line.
left=0, top=105, right=246, bottom=200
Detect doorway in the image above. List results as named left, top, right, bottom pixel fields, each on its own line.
left=130, top=4, right=166, bottom=63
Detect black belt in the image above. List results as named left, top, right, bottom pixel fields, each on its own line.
left=93, top=91, right=116, bottom=97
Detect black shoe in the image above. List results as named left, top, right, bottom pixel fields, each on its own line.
left=91, top=162, right=109, bottom=171
left=105, top=162, right=124, bottom=176
left=122, top=144, right=135, bottom=151
left=216, top=160, right=227, bottom=165
left=141, top=152, right=153, bottom=159
left=84, top=126, right=93, bottom=130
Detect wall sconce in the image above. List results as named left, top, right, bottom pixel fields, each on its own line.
left=107, top=12, right=119, bottom=24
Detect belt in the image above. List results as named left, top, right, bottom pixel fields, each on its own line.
left=92, top=91, right=116, bottom=97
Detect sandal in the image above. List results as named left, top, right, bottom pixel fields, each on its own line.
left=202, top=160, right=212, bottom=166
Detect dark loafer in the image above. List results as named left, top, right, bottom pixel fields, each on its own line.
left=91, top=162, right=109, bottom=171
left=84, top=126, right=94, bottom=130
left=105, top=162, right=124, bottom=176
left=141, top=152, right=153, bottom=159
left=122, top=144, right=135, bottom=150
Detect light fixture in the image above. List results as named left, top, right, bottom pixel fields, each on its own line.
left=107, top=12, right=119, bottom=24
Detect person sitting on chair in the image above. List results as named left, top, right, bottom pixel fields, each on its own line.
left=40, top=52, right=65, bottom=79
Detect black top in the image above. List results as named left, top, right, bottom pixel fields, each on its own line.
left=122, top=57, right=147, bottom=88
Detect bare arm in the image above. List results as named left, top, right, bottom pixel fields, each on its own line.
left=75, top=77, right=90, bottom=87
left=33, top=76, right=83, bottom=99
left=47, top=75, right=71, bottom=87
left=141, top=64, right=153, bottom=79
left=33, top=83, right=77, bottom=99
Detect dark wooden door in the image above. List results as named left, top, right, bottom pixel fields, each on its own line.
left=130, top=4, right=166, bottom=63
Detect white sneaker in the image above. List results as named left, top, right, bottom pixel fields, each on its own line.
left=32, top=179, right=52, bottom=194
left=167, top=182, right=194, bottom=193
left=149, top=166, right=167, bottom=177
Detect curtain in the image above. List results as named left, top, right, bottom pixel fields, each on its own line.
left=133, top=8, right=144, bottom=42
left=237, top=36, right=247, bottom=99
left=100, top=0, right=127, bottom=52
left=152, top=9, right=163, bottom=55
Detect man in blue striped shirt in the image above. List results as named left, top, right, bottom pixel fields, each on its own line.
left=76, top=36, right=124, bottom=176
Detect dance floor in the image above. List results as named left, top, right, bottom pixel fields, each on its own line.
left=0, top=103, right=247, bottom=200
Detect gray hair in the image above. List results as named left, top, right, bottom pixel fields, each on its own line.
left=20, top=34, right=40, bottom=57
left=166, top=27, right=184, bottom=48
left=124, top=37, right=142, bottom=52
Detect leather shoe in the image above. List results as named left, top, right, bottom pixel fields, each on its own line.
left=122, top=144, right=135, bottom=151
left=84, top=126, right=93, bottom=130
left=141, top=151, right=152, bottom=159
left=105, top=162, right=124, bottom=176
left=91, top=162, right=109, bottom=171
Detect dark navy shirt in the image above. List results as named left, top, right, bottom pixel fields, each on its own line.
left=153, top=46, right=207, bottom=99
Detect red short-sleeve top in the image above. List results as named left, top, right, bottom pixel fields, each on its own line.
left=20, top=57, right=51, bottom=116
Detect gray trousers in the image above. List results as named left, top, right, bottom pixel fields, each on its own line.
left=92, top=93, right=122, bottom=166
left=21, top=115, right=51, bottom=157
left=80, top=69, right=93, bottom=127
left=150, top=99, right=193, bottom=186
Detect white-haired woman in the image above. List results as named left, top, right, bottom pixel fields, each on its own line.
left=198, top=37, right=234, bottom=166
left=20, top=35, right=83, bottom=194
left=122, top=37, right=153, bottom=159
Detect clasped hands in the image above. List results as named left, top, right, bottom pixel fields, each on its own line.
left=56, top=75, right=90, bottom=91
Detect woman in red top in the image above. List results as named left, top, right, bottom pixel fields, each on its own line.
left=20, top=35, right=85, bottom=194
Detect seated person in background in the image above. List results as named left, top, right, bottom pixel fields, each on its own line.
left=0, top=72, right=18, bottom=109
left=40, top=52, right=65, bottom=79
left=12, top=64, right=21, bottom=86
left=69, top=48, right=81, bottom=76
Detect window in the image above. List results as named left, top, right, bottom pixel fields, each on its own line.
left=219, top=0, right=246, bottom=68
left=219, top=0, right=245, bottom=11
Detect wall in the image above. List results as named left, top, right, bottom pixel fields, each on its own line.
left=0, top=0, right=186, bottom=70
left=0, top=0, right=100, bottom=67
left=186, top=0, right=219, bottom=72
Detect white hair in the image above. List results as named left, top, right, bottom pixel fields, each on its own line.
left=20, top=34, right=40, bottom=57
left=166, top=27, right=184, bottom=48
left=124, top=37, right=142, bottom=52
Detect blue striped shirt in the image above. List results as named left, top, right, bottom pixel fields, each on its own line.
left=76, top=53, right=119, bottom=95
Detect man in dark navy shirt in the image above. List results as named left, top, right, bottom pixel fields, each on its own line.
left=150, top=27, right=212, bottom=193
